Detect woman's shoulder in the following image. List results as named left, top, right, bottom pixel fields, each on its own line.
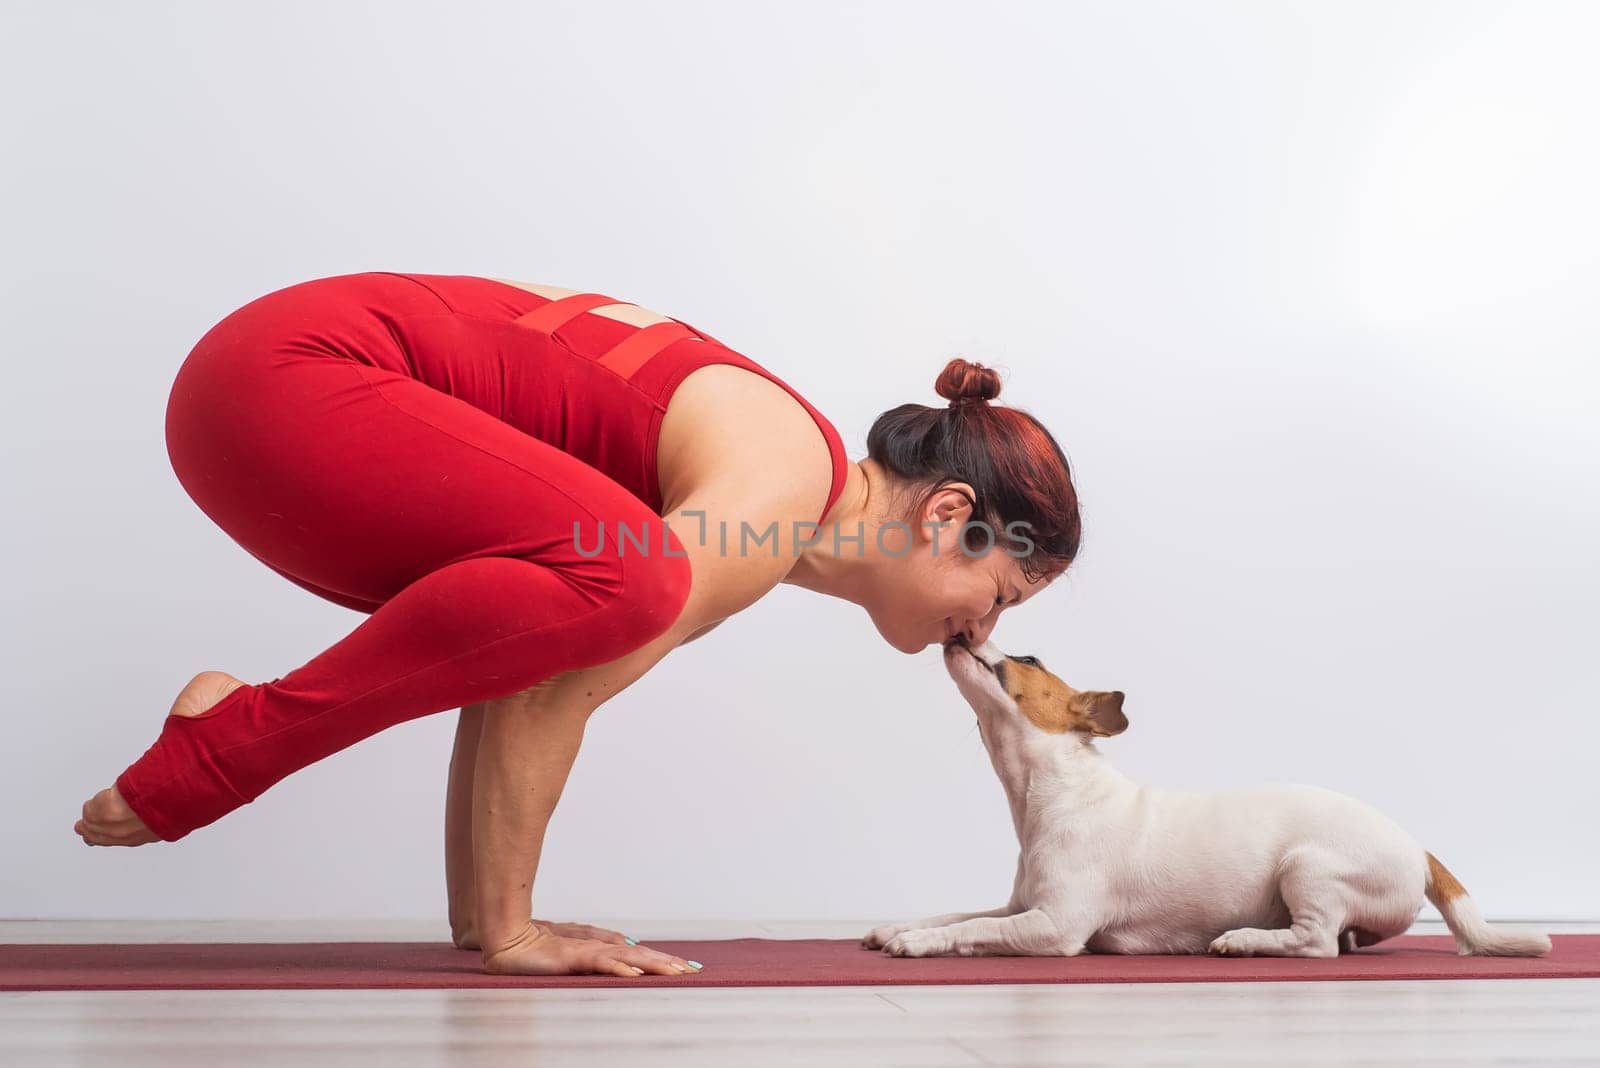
left=657, top=363, right=839, bottom=527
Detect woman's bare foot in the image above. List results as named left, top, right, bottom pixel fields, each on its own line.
left=73, top=670, right=248, bottom=847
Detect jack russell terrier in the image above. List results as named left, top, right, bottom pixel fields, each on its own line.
left=863, top=638, right=1551, bottom=960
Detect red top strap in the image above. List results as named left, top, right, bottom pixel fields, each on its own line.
left=505, top=291, right=844, bottom=522
left=595, top=320, right=697, bottom=379
left=513, top=295, right=715, bottom=384
left=511, top=292, right=620, bottom=336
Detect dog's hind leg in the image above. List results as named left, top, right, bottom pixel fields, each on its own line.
left=1208, top=850, right=1345, bottom=959
left=1339, top=926, right=1387, bottom=953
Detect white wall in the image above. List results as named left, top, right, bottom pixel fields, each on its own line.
left=2, top=0, right=1594, bottom=925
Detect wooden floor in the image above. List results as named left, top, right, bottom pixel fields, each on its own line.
left=4, top=920, right=1597, bottom=1066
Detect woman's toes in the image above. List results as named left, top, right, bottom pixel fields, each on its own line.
left=75, top=786, right=157, bottom=846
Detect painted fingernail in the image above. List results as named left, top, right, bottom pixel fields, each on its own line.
left=624, top=936, right=638, bottom=945
left=687, top=960, right=702, bottom=969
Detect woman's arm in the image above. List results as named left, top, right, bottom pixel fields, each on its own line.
left=467, top=490, right=800, bottom=973
left=677, top=619, right=724, bottom=645
left=443, top=619, right=726, bottom=948
left=445, top=702, right=485, bottom=948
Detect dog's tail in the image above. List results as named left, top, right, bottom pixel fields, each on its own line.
left=1424, top=851, right=1551, bottom=957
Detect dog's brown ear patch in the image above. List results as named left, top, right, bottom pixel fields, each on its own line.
left=1009, top=665, right=1075, bottom=734
left=1072, top=691, right=1127, bottom=736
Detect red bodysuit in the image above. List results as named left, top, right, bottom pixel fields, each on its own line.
left=115, top=272, right=850, bottom=841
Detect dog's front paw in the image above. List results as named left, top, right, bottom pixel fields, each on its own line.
left=882, top=928, right=947, bottom=958
left=1208, top=929, right=1263, bottom=957
left=861, top=922, right=915, bottom=950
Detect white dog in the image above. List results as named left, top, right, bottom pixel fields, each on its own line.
left=863, top=638, right=1551, bottom=960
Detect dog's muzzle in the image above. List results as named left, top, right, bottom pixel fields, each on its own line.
left=945, top=637, right=999, bottom=677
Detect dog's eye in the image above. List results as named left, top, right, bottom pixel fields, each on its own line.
left=1010, top=655, right=1040, bottom=666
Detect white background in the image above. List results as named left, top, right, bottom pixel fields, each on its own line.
left=2, top=0, right=1595, bottom=926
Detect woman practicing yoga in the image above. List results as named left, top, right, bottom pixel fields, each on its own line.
left=72, top=271, right=1082, bottom=977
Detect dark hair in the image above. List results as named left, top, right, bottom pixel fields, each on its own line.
left=866, top=358, right=1081, bottom=581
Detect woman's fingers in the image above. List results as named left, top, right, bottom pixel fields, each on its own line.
left=610, top=952, right=687, bottom=975
left=614, top=943, right=702, bottom=975
left=545, top=926, right=702, bottom=973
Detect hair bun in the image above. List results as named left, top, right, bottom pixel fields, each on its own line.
left=934, top=358, right=1002, bottom=407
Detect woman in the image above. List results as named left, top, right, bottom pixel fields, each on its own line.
left=72, top=271, right=1082, bottom=977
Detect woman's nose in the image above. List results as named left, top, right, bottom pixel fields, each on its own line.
left=965, top=617, right=997, bottom=646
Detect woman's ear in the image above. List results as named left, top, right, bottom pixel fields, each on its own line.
left=919, top=482, right=977, bottom=534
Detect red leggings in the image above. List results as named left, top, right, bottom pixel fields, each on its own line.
left=115, top=277, right=692, bottom=841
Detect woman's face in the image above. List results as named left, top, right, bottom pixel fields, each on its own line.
left=867, top=483, right=1055, bottom=654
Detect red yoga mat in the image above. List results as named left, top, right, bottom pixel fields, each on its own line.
left=2, top=935, right=1594, bottom=991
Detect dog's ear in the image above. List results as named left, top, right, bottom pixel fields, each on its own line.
left=1079, top=691, right=1127, bottom=737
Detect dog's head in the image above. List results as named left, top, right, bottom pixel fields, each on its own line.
left=942, top=637, right=1126, bottom=760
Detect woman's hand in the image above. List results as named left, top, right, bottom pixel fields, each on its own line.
left=533, top=918, right=632, bottom=944
left=452, top=917, right=631, bottom=951
left=482, top=921, right=702, bottom=977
